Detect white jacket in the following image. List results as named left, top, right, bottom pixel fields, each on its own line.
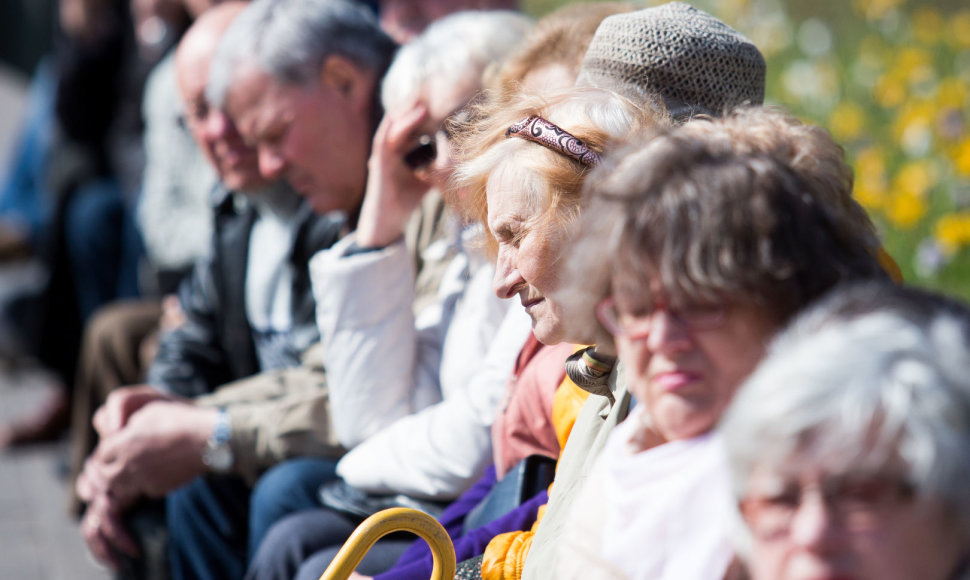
left=310, top=226, right=530, bottom=499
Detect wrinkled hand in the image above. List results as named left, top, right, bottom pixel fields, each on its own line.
left=93, top=384, right=177, bottom=439
left=80, top=491, right=140, bottom=569
left=354, top=103, right=434, bottom=248
left=79, top=401, right=216, bottom=503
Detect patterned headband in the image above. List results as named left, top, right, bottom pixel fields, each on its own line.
left=505, top=116, right=602, bottom=166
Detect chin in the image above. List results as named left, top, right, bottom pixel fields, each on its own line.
left=531, top=318, right=565, bottom=346
left=224, top=173, right=266, bottom=192
left=307, top=195, right=342, bottom=215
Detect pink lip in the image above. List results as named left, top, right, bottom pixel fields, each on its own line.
left=652, top=371, right=701, bottom=392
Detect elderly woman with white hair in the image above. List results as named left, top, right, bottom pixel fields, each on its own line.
left=721, top=281, right=970, bottom=580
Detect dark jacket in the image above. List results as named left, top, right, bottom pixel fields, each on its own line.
left=147, top=184, right=347, bottom=397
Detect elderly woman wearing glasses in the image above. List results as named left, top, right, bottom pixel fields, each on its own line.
left=721, top=281, right=970, bottom=580
left=553, top=107, right=889, bottom=579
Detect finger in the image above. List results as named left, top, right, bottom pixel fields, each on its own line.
left=92, top=403, right=112, bottom=437
left=82, top=512, right=120, bottom=569
left=80, top=454, right=118, bottom=500
left=75, top=470, right=97, bottom=502
left=77, top=454, right=111, bottom=500
left=385, top=102, right=430, bottom=152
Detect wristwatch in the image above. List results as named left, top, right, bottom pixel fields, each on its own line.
left=202, top=407, right=234, bottom=473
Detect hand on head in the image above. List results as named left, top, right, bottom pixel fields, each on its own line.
left=355, top=102, right=435, bottom=248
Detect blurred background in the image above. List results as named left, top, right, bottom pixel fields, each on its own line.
left=0, top=0, right=965, bottom=577
left=2, top=0, right=968, bottom=305
left=527, top=0, right=970, bottom=298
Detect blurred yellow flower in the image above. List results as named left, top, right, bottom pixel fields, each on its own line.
left=892, top=159, right=938, bottom=198
left=912, top=7, right=943, bottom=46
left=934, top=213, right=970, bottom=254
left=953, top=139, right=970, bottom=177
left=886, top=191, right=928, bottom=229
left=854, top=179, right=888, bottom=211
left=875, top=74, right=906, bottom=108
left=829, top=102, right=866, bottom=141
left=895, top=47, right=934, bottom=86
left=894, top=100, right=935, bottom=155
left=855, top=147, right=887, bottom=182
left=853, top=0, right=903, bottom=20
left=936, top=78, right=968, bottom=111
left=949, top=11, right=970, bottom=49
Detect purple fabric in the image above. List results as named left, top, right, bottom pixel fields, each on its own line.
left=374, top=465, right=548, bottom=580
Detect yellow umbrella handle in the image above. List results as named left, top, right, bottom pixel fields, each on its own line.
left=320, top=507, right=457, bottom=580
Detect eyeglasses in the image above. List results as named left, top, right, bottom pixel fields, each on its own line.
left=401, top=103, right=476, bottom=171
left=403, top=134, right=437, bottom=170
left=176, top=101, right=210, bottom=130
left=740, top=474, right=915, bottom=538
left=595, top=295, right=726, bottom=339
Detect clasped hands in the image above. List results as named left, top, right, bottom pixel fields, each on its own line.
left=76, top=385, right=216, bottom=568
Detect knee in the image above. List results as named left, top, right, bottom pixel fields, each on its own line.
left=251, top=458, right=337, bottom=522
left=247, top=511, right=321, bottom=580
left=253, top=460, right=315, bottom=509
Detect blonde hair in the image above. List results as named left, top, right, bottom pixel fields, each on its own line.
left=490, top=2, right=635, bottom=95
left=450, top=85, right=667, bottom=257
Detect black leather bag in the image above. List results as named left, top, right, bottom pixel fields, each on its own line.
left=318, top=480, right=450, bottom=521
left=464, top=454, right=557, bottom=531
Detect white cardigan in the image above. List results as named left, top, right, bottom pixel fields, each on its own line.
left=309, top=229, right=530, bottom=499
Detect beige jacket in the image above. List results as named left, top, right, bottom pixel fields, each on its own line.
left=521, top=362, right=631, bottom=579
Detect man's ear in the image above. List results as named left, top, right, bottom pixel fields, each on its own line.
left=319, top=54, right=374, bottom=111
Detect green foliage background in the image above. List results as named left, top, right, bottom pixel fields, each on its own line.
left=523, top=0, right=970, bottom=299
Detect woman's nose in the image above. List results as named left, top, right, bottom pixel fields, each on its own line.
left=789, top=492, right=841, bottom=552
left=493, top=245, right=525, bottom=300
left=645, top=309, right=692, bottom=352
left=204, top=109, right=230, bottom=140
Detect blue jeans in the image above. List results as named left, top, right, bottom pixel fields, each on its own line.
left=248, top=457, right=340, bottom=559
left=167, top=475, right=252, bottom=580
left=166, top=458, right=338, bottom=580
left=63, top=178, right=142, bottom=321
left=0, top=58, right=56, bottom=243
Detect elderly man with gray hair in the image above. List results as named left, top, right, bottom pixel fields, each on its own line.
left=70, top=0, right=394, bottom=578
left=207, top=0, right=395, bottom=216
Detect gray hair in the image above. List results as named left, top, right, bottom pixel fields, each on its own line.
left=207, top=0, right=396, bottom=107
left=380, top=10, right=533, bottom=112
left=720, top=281, right=970, bottom=551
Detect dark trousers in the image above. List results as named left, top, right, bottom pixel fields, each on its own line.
left=246, top=506, right=410, bottom=580
left=166, top=458, right=339, bottom=580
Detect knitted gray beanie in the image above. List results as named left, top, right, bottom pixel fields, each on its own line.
left=578, top=2, right=766, bottom=120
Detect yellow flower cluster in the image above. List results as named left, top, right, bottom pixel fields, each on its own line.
left=674, top=0, right=970, bottom=290
left=830, top=3, right=970, bottom=285
left=538, top=0, right=970, bottom=292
